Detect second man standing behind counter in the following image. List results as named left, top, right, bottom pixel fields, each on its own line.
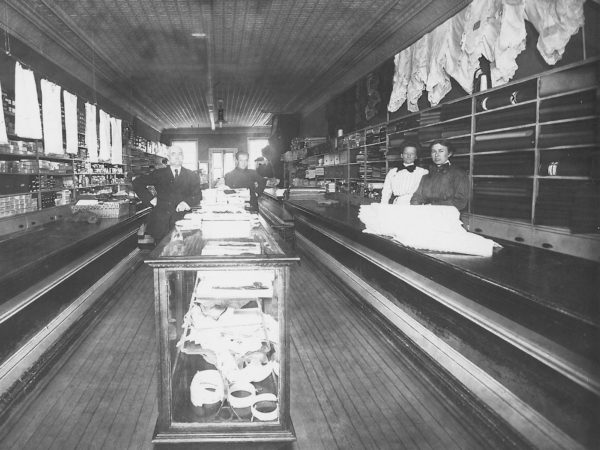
left=224, top=150, right=266, bottom=211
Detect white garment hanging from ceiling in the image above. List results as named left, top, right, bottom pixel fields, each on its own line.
left=110, top=116, right=123, bottom=165
left=524, top=0, right=585, bottom=65
left=14, top=62, right=42, bottom=140
left=85, top=102, right=98, bottom=163
left=407, top=33, right=430, bottom=112
left=492, top=0, right=527, bottom=86
left=98, top=109, right=111, bottom=161
left=388, top=47, right=412, bottom=112
left=63, top=90, right=78, bottom=155
left=0, top=81, right=8, bottom=144
left=426, top=16, right=453, bottom=106
left=41, top=79, right=63, bottom=154
left=456, top=0, right=502, bottom=93
left=443, top=8, right=471, bottom=96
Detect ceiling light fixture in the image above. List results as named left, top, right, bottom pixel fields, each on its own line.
left=191, top=32, right=207, bottom=38
left=217, top=99, right=227, bottom=128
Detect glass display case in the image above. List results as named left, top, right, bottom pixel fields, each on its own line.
left=145, top=215, right=298, bottom=444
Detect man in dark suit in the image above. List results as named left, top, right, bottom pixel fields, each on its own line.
left=224, top=150, right=266, bottom=211
left=133, top=146, right=202, bottom=241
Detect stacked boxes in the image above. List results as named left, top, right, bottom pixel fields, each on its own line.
left=0, top=194, right=37, bottom=217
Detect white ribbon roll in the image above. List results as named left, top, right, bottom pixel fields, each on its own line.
left=190, top=369, right=225, bottom=407
left=227, top=381, right=256, bottom=409
left=251, top=393, right=279, bottom=421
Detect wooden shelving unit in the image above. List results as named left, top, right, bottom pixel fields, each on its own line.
left=284, top=57, right=600, bottom=260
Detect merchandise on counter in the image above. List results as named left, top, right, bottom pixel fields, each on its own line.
left=359, top=204, right=499, bottom=257
left=201, top=241, right=262, bottom=256
left=201, top=220, right=253, bottom=239
left=194, top=270, right=273, bottom=297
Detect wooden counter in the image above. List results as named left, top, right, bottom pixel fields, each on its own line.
left=284, top=196, right=600, bottom=448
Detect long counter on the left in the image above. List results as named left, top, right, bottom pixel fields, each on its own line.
left=0, top=207, right=150, bottom=420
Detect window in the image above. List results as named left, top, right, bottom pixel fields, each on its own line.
left=170, top=140, right=198, bottom=171
left=247, top=138, right=270, bottom=169
left=209, top=148, right=236, bottom=187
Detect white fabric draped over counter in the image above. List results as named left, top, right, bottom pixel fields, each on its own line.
left=359, top=204, right=499, bottom=257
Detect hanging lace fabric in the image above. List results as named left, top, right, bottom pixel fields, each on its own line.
left=0, top=82, right=8, bottom=144
left=387, top=46, right=412, bottom=112
left=407, top=34, right=430, bottom=112
left=41, top=79, right=63, bottom=154
left=14, top=62, right=42, bottom=139
left=524, top=0, right=585, bottom=65
left=98, top=109, right=111, bottom=161
left=85, top=102, right=98, bottom=162
left=110, top=116, right=123, bottom=165
left=457, top=0, right=502, bottom=94
left=443, top=8, right=471, bottom=96
left=492, top=0, right=527, bottom=86
left=426, top=17, right=453, bottom=106
left=63, top=90, right=78, bottom=155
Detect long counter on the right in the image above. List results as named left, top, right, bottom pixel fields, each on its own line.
left=275, top=193, right=599, bottom=449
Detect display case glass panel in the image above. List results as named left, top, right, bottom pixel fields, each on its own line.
left=146, top=216, right=298, bottom=444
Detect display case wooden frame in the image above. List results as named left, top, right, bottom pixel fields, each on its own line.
left=145, top=218, right=299, bottom=445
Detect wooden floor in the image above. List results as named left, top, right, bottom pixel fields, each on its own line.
left=1, top=248, right=511, bottom=449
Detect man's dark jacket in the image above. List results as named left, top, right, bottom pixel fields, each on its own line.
left=133, top=166, right=202, bottom=240
left=224, top=167, right=266, bottom=210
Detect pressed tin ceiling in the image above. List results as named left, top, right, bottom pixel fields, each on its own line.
left=0, top=0, right=470, bottom=131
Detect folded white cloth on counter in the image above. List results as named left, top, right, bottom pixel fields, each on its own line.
left=15, top=62, right=42, bottom=139
left=359, top=204, right=499, bottom=257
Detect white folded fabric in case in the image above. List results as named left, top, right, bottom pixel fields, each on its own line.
left=359, top=204, right=499, bottom=257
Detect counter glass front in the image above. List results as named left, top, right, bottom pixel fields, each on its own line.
left=145, top=217, right=298, bottom=444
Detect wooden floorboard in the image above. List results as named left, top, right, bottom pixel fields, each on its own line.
left=3, top=270, right=148, bottom=449
left=2, top=249, right=515, bottom=450
left=37, top=271, right=150, bottom=450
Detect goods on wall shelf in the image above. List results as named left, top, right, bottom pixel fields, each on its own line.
left=284, top=125, right=387, bottom=201
left=284, top=58, right=599, bottom=258
left=0, top=91, right=131, bottom=222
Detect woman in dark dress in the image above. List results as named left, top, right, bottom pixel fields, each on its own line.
left=410, top=139, right=468, bottom=210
